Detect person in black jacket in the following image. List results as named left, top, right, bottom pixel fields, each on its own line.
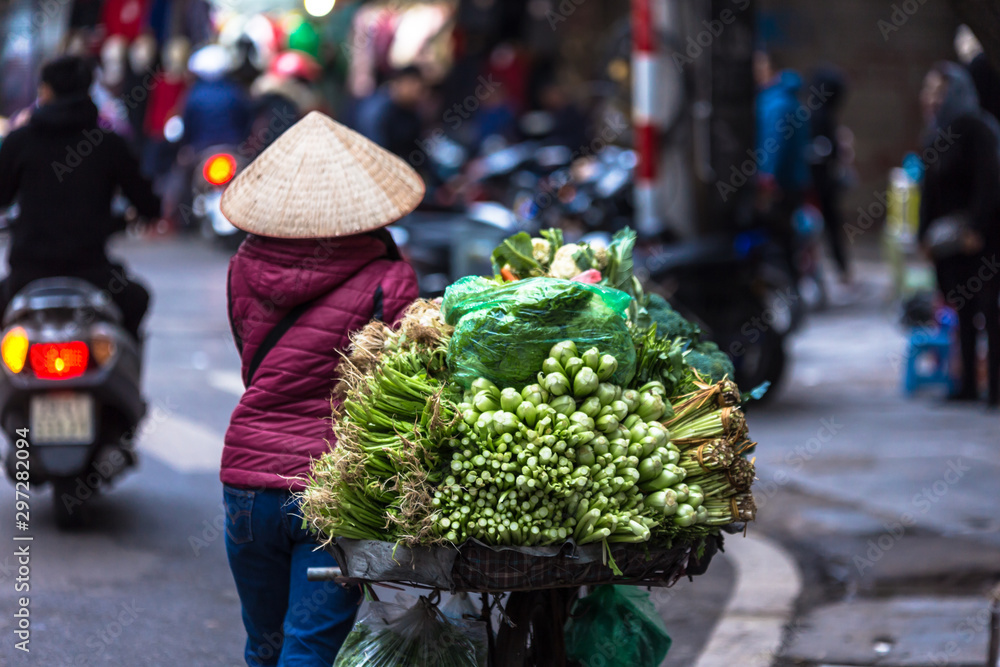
left=917, top=62, right=1000, bottom=407
left=809, top=66, right=851, bottom=283
left=0, top=55, right=160, bottom=338
left=967, top=53, right=1000, bottom=125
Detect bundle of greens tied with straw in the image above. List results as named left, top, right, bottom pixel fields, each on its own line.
left=664, top=379, right=758, bottom=526
left=299, top=300, right=461, bottom=546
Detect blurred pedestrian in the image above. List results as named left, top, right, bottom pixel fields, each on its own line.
left=124, top=34, right=159, bottom=154
left=365, top=65, right=427, bottom=164
left=808, top=65, right=852, bottom=283
left=246, top=52, right=323, bottom=157
left=537, top=78, right=588, bottom=150
left=473, top=85, right=517, bottom=150
left=142, top=37, right=190, bottom=182
left=754, top=50, right=812, bottom=281
left=231, top=36, right=264, bottom=91
left=182, top=44, right=252, bottom=153
left=218, top=112, right=423, bottom=666
left=93, top=35, right=133, bottom=138
left=0, top=56, right=160, bottom=337
left=955, top=25, right=1000, bottom=124
left=173, top=44, right=251, bottom=229
left=101, top=0, right=152, bottom=43
left=918, top=62, right=1000, bottom=407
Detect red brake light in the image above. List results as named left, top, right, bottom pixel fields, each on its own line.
left=203, top=153, right=237, bottom=186
left=29, top=342, right=89, bottom=380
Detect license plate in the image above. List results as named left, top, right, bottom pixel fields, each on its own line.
left=30, top=394, right=95, bottom=444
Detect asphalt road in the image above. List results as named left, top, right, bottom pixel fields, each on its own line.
left=0, top=235, right=247, bottom=666
left=0, top=234, right=735, bottom=666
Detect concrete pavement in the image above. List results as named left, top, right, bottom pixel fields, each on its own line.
left=748, top=260, right=1000, bottom=665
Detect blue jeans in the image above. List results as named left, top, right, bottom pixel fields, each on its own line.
left=223, top=485, right=361, bottom=667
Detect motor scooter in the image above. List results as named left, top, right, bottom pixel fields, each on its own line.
left=637, top=233, right=794, bottom=397
left=191, top=146, right=247, bottom=246
left=0, top=278, right=145, bottom=528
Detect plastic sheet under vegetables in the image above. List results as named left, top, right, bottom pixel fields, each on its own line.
left=564, top=585, right=672, bottom=667
left=442, top=276, right=636, bottom=390
left=334, top=597, right=486, bottom=667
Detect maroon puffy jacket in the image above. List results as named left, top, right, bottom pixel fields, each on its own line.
left=222, top=233, right=418, bottom=490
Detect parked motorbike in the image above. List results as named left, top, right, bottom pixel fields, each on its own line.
left=191, top=146, right=247, bottom=246
left=637, top=232, right=796, bottom=397
left=391, top=202, right=524, bottom=298
left=0, top=278, right=145, bottom=528
left=530, top=145, right=636, bottom=238
left=385, top=134, right=535, bottom=297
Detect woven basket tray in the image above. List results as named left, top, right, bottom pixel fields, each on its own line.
left=325, top=534, right=719, bottom=593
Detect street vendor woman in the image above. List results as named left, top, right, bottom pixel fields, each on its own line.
left=218, top=111, right=423, bottom=666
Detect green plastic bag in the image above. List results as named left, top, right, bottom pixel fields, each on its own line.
left=441, top=277, right=636, bottom=390
left=564, top=585, right=672, bottom=667
left=334, top=596, right=486, bottom=667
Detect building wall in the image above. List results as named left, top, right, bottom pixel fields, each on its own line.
left=758, top=0, right=959, bottom=228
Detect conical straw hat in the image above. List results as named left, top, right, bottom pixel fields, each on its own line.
left=221, top=111, right=425, bottom=238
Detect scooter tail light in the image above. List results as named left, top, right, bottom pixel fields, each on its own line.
left=1, top=327, right=29, bottom=374
left=29, top=341, right=89, bottom=380
left=203, top=153, right=237, bottom=186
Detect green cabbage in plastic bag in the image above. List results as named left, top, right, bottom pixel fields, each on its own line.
left=564, top=585, right=672, bottom=667
left=334, top=596, right=486, bottom=667
left=442, top=277, right=636, bottom=390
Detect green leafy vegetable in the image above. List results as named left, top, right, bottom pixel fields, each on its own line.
left=572, top=244, right=598, bottom=273
left=684, top=340, right=736, bottom=384
left=539, top=228, right=564, bottom=257
left=631, top=325, right=693, bottom=396
left=490, top=232, right=542, bottom=278
left=604, top=228, right=637, bottom=296
left=643, top=293, right=701, bottom=340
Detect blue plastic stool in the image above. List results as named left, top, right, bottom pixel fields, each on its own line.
left=903, top=310, right=958, bottom=396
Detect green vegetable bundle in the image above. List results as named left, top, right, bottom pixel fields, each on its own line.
left=430, top=341, right=719, bottom=547
left=300, top=301, right=459, bottom=545
left=663, top=383, right=758, bottom=527
left=301, top=229, right=764, bottom=553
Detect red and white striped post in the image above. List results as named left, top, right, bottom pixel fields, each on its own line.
left=632, top=0, right=660, bottom=236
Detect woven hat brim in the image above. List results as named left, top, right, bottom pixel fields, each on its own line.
left=220, top=111, right=426, bottom=239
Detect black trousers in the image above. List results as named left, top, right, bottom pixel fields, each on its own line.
left=813, top=166, right=849, bottom=278
left=937, top=253, right=1000, bottom=402
left=0, top=263, right=150, bottom=338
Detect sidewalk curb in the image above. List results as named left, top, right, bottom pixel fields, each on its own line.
left=692, top=532, right=802, bottom=667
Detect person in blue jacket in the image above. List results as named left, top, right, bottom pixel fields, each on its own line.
left=754, top=50, right=811, bottom=280
left=181, top=44, right=251, bottom=153
left=174, top=44, right=251, bottom=230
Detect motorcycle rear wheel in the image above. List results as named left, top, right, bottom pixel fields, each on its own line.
left=735, top=329, right=786, bottom=401
left=51, top=477, right=88, bottom=530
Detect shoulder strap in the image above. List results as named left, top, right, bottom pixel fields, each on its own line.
left=244, top=298, right=316, bottom=388
left=227, top=266, right=244, bottom=356
left=243, top=237, right=400, bottom=388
